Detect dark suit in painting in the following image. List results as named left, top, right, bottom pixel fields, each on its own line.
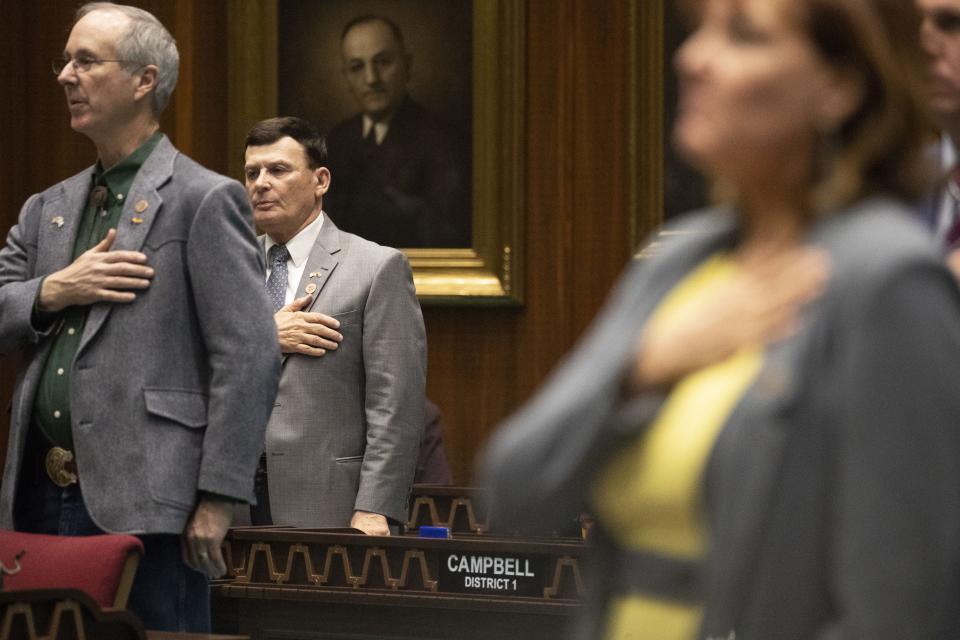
left=325, top=98, right=470, bottom=248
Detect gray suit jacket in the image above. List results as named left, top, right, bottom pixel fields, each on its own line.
left=480, top=198, right=960, bottom=639
left=0, top=136, right=281, bottom=535
left=264, top=215, right=426, bottom=527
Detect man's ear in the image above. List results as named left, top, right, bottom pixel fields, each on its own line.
left=133, top=64, right=159, bottom=104
left=314, top=166, right=332, bottom=198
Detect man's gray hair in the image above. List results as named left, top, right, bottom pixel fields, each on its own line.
left=76, top=2, right=179, bottom=116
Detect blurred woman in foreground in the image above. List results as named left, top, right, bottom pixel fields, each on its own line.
left=481, top=0, right=960, bottom=638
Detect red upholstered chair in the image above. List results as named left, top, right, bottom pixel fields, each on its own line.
left=0, top=530, right=143, bottom=610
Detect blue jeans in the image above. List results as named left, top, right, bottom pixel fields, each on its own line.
left=14, top=437, right=210, bottom=632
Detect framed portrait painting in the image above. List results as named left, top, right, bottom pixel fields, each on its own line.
left=227, top=0, right=525, bottom=305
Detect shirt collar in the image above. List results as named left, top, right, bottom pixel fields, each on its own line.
left=94, top=131, right=164, bottom=196
left=362, top=115, right=391, bottom=145
left=264, top=211, right=325, bottom=267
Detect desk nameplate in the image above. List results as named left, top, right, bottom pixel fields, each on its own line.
left=439, top=551, right=545, bottom=597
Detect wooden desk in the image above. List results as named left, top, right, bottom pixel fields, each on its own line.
left=212, top=527, right=585, bottom=640
left=147, top=633, right=248, bottom=640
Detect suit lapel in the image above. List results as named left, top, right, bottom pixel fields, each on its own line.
left=36, top=172, right=93, bottom=276
left=109, top=135, right=175, bottom=253
left=297, top=215, right=341, bottom=311
left=81, top=136, right=176, bottom=351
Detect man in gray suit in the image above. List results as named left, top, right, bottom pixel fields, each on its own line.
left=244, top=117, right=426, bottom=535
left=0, top=3, right=280, bottom=632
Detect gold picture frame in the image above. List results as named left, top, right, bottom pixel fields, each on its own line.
left=227, top=0, right=525, bottom=305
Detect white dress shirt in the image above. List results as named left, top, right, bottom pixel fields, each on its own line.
left=936, top=134, right=958, bottom=244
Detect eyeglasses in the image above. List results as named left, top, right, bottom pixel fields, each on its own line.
left=52, top=55, right=144, bottom=75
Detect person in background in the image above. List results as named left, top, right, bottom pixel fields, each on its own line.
left=917, top=0, right=960, bottom=274
left=415, top=399, right=453, bottom=485
left=0, top=2, right=280, bottom=632
left=480, top=0, right=960, bottom=638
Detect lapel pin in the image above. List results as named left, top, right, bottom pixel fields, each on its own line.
left=309, top=271, right=322, bottom=278
left=134, top=199, right=149, bottom=213
left=130, top=217, right=144, bottom=224
left=51, top=216, right=64, bottom=228
left=305, top=283, right=318, bottom=295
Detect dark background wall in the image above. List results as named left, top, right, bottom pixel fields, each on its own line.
left=1, top=0, right=660, bottom=484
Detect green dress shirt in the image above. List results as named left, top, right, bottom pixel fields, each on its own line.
left=33, top=133, right=162, bottom=450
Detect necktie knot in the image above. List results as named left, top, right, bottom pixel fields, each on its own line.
left=268, top=243, right=290, bottom=266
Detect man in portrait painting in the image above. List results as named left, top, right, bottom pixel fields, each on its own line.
left=324, top=15, right=470, bottom=248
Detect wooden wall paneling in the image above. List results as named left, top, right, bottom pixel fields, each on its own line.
left=171, top=0, right=196, bottom=162
left=529, top=0, right=579, bottom=361
left=569, top=0, right=634, bottom=334
left=0, top=0, right=30, bottom=474
left=422, top=308, right=519, bottom=484
left=23, top=2, right=92, bottom=196
left=1, top=3, right=26, bottom=219
left=630, top=0, right=665, bottom=247
left=226, top=1, right=278, bottom=180
left=425, top=0, right=644, bottom=484
left=422, top=0, right=574, bottom=484
left=169, top=0, right=230, bottom=174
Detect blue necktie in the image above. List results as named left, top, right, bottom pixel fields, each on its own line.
left=265, top=244, right=290, bottom=311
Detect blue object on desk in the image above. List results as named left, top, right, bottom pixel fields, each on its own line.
left=419, top=526, right=450, bottom=539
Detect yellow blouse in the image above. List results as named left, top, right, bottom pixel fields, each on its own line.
left=591, top=254, right=764, bottom=640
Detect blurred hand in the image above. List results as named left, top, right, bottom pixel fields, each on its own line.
left=182, top=496, right=233, bottom=579
left=350, top=510, right=390, bottom=536
left=275, top=295, right=342, bottom=356
left=630, top=245, right=829, bottom=390
left=38, top=228, right=153, bottom=312
left=947, top=248, right=960, bottom=280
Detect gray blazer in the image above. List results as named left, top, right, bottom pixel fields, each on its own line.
left=264, top=215, right=426, bottom=527
left=480, top=198, right=960, bottom=639
left=0, top=136, right=281, bottom=535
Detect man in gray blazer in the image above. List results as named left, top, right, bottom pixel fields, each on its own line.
left=243, top=116, right=426, bottom=535
left=0, top=3, right=279, bottom=632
